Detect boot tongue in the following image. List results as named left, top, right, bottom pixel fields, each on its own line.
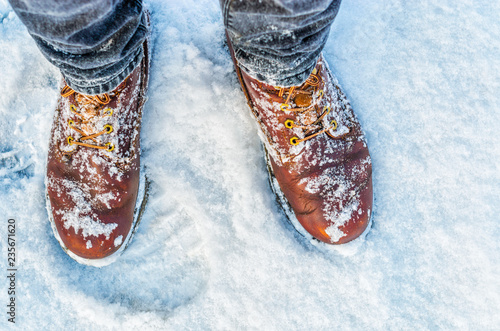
left=301, top=111, right=317, bottom=126
left=76, top=94, right=105, bottom=135
left=294, top=94, right=312, bottom=107
left=81, top=122, right=99, bottom=137
left=294, top=92, right=318, bottom=125
left=81, top=107, right=101, bottom=136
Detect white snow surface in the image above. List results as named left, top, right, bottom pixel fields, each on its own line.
left=1, top=0, right=499, bottom=330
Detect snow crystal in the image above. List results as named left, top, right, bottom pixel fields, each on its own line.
left=325, top=223, right=347, bottom=242
left=114, top=235, right=123, bottom=247
left=60, top=210, right=117, bottom=239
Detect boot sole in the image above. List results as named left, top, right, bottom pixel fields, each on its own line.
left=45, top=168, right=150, bottom=267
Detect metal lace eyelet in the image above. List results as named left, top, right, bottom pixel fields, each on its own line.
left=290, top=137, right=299, bottom=146
left=67, top=136, right=74, bottom=145
left=284, top=119, right=294, bottom=129
left=103, top=108, right=113, bottom=116
left=280, top=103, right=291, bottom=111
left=68, top=119, right=75, bottom=127
left=103, top=124, right=113, bottom=134
left=330, top=119, right=337, bottom=131
left=105, top=142, right=114, bottom=152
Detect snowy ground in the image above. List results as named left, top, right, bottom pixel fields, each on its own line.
left=1, top=0, right=499, bottom=329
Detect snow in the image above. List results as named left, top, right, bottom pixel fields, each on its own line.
left=114, top=236, right=123, bottom=247
left=1, top=0, right=499, bottom=329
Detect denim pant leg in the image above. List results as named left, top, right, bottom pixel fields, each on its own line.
left=221, top=0, right=342, bottom=87
left=8, top=0, right=148, bottom=95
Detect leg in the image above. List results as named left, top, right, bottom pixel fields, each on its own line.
left=222, top=0, right=341, bottom=86
left=8, top=0, right=147, bottom=94
left=9, top=0, right=152, bottom=265
left=222, top=0, right=373, bottom=245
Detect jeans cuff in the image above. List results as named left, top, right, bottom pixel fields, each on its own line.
left=239, top=61, right=317, bottom=87
left=234, top=49, right=320, bottom=88
left=63, top=45, right=144, bottom=95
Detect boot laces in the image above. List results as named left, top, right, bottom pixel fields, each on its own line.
left=276, top=67, right=349, bottom=146
left=60, top=79, right=128, bottom=154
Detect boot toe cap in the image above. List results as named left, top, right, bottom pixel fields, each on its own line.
left=50, top=208, right=131, bottom=260
left=297, top=177, right=373, bottom=245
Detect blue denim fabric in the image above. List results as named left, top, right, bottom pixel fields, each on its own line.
left=8, top=0, right=147, bottom=95
left=9, top=0, right=341, bottom=94
left=222, top=0, right=341, bottom=87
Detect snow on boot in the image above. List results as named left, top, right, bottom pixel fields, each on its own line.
left=45, top=40, right=150, bottom=267
left=228, top=37, right=373, bottom=245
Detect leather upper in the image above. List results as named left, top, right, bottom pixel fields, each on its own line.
left=235, top=52, right=373, bottom=244
left=46, top=42, right=149, bottom=259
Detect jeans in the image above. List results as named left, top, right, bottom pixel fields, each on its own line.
left=222, top=0, right=341, bottom=87
left=9, top=0, right=341, bottom=94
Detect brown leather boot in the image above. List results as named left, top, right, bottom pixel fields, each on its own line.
left=229, top=40, right=373, bottom=245
left=45, top=40, right=150, bottom=266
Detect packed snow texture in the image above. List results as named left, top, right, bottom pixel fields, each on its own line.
left=1, top=0, right=499, bottom=330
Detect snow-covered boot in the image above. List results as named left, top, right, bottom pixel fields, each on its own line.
left=45, top=40, right=150, bottom=266
left=229, top=39, right=373, bottom=244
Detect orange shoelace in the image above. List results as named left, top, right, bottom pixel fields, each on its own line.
left=60, top=80, right=127, bottom=154
left=276, top=67, right=348, bottom=145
